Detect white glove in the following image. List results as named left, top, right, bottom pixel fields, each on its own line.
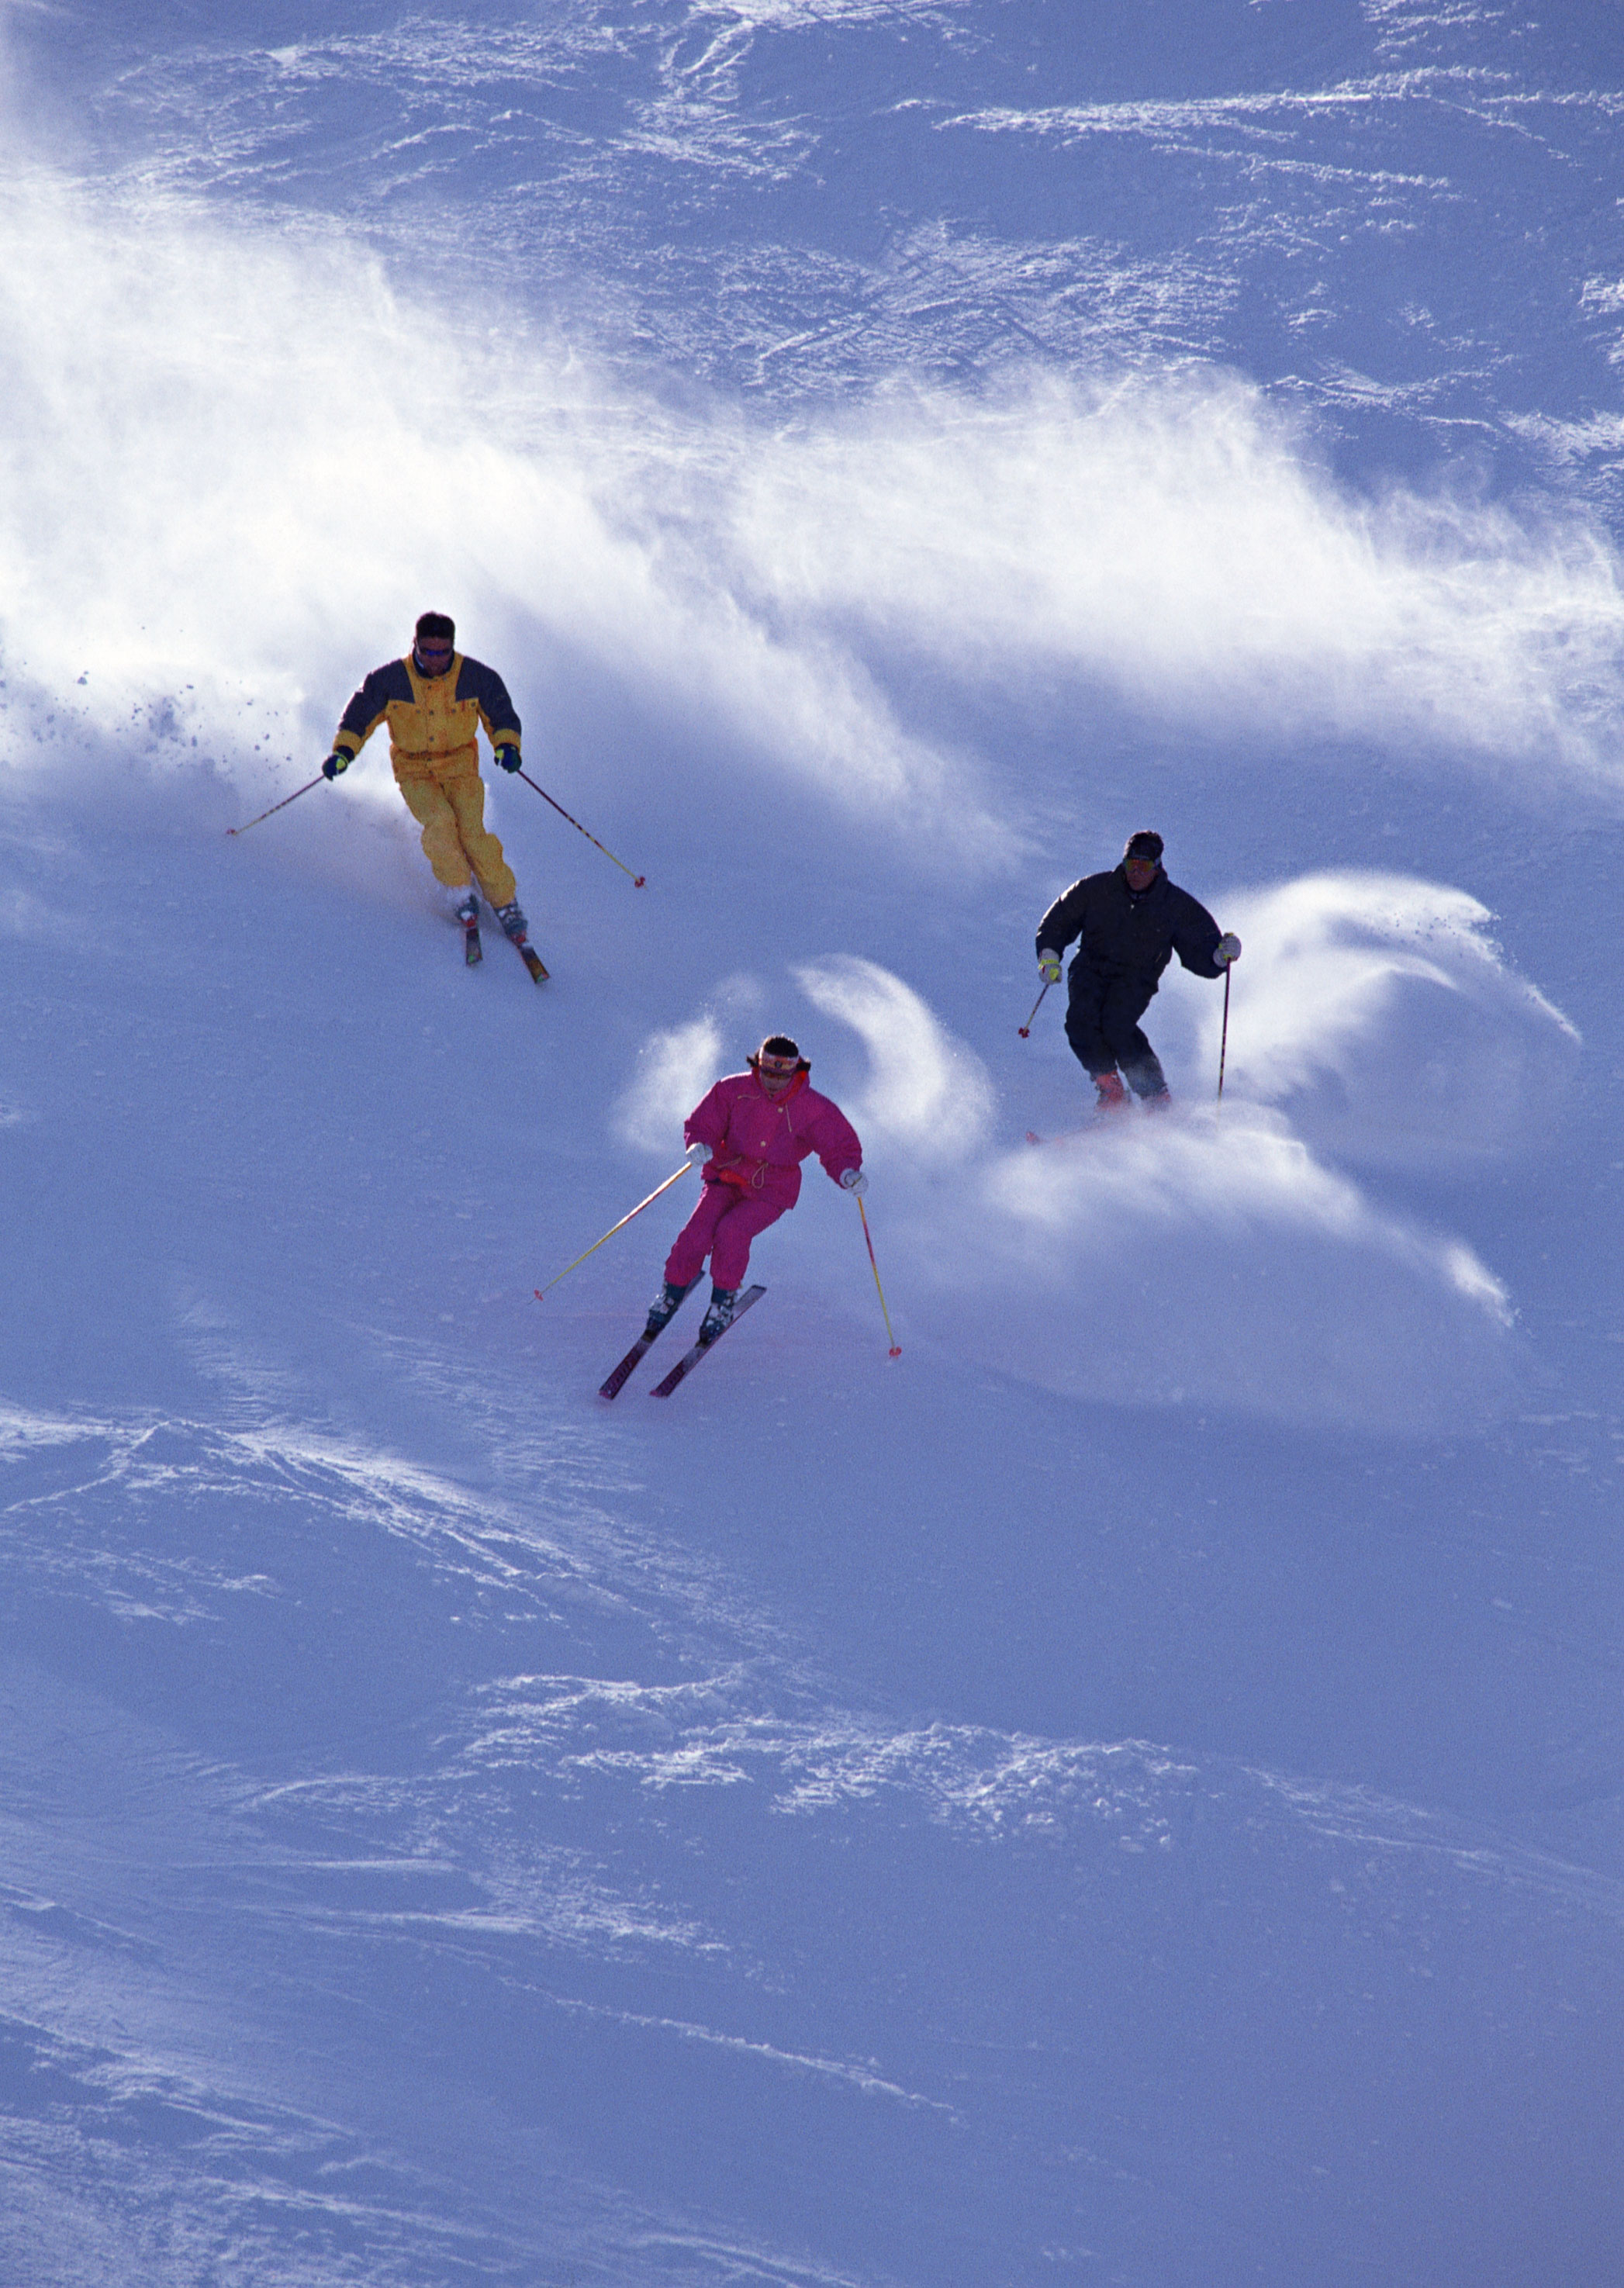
left=685, top=1140, right=710, bottom=1165
left=1214, top=932, right=1241, bottom=968
left=839, top=1166, right=869, bottom=1195
left=1038, top=949, right=1063, bottom=985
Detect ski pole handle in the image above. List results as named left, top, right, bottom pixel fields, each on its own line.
left=534, top=1160, right=694, bottom=1298
left=857, top=1196, right=902, bottom=1359
left=1018, top=980, right=1052, bottom=1038
left=225, top=772, right=328, bottom=838
left=517, top=768, right=646, bottom=887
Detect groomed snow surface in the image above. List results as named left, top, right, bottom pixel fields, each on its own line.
left=1, top=3, right=1622, bottom=2283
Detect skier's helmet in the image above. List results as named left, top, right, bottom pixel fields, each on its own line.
left=1123, top=830, right=1163, bottom=864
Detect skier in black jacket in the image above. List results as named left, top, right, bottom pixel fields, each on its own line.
left=1035, top=831, right=1240, bottom=1111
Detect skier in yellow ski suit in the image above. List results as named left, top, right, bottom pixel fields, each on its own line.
left=323, top=611, right=531, bottom=945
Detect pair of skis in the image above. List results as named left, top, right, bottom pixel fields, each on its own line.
left=599, top=1285, right=766, bottom=1401
left=464, top=915, right=548, bottom=983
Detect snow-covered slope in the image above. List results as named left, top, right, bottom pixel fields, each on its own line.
left=1, top=3, right=1621, bottom=2282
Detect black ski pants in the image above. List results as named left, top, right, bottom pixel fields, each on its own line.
left=1064, top=964, right=1167, bottom=1097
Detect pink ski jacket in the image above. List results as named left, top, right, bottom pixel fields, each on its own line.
left=684, top=1070, right=862, bottom=1210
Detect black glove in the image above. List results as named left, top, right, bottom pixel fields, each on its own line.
left=496, top=746, right=522, bottom=773
left=322, top=752, right=349, bottom=780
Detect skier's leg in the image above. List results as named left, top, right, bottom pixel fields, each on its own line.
left=396, top=773, right=473, bottom=890
left=1101, top=980, right=1168, bottom=1099
left=1062, top=969, right=1116, bottom=1080
left=707, top=1194, right=787, bottom=1291
left=664, top=1184, right=734, bottom=1287
left=1063, top=968, right=1132, bottom=1108
left=444, top=772, right=519, bottom=911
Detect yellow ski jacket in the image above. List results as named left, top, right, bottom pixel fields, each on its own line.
left=333, top=653, right=521, bottom=779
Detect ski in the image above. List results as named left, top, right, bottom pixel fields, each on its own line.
left=650, top=1286, right=765, bottom=1398
left=515, top=940, right=548, bottom=983
left=599, top=1329, right=659, bottom=1402
left=598, top=1278, right=702, bottom=1400
left=463, top=920, right=483, bottom=967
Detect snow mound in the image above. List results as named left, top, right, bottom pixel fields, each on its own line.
left=1200, top=872, right=1583, bottom=1169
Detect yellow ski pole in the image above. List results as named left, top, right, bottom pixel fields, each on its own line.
left=225, top=772, right=327, bottom=837
left=517, top=768, right=646, bottom=887
left=534, top=1162, right=694, bottom=1299
left=856, top=1196, right=902, bottom=1359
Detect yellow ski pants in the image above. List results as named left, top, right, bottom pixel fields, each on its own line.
left=396, top=759, right=517, bottom=908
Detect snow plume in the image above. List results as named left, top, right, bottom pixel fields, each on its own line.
left=795, top=955, right=995, bottom=1164
left=614, top=971, right=777, bottom=1152
left=1188, top=873, right=1583, bottom=1170
left=615, top=1016, right=727, bottom=1155
left=955, top=1111, right=1516, bottom=1433
left=732, top=368, right=1624, bottom=792
left=6, top=165, right=1624, bottom=876
left=641, top=945, right=1524, bottom=1433
left=0, top=170, right=994, bottom=858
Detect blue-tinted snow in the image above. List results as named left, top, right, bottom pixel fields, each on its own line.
left=1, top=2, right=1622, bottom=2282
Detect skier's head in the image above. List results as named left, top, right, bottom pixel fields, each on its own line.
left=751, top=1035, right=810, bottom=1097
left=413, top=610, right=456, bottom=677
left=1122, top=829, right=1163, bottom=891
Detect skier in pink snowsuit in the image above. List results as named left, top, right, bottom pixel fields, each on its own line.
left=648, top=1035, right=866, bottom=1343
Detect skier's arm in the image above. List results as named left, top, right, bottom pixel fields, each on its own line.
left=461, top=658, right=523, bottom=766
left=1035, top=879, right=1088, bottom=963
left=810, top=1101, right=863, bottom=1186
left=331, top=663, right=402, bottom=764
left=1170, top=889, right=1225, bottom=979
left=682, top=1084, right=731, bottom=1157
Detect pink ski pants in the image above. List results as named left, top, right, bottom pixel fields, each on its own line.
left=665, top=1181, right=788, bottom=1291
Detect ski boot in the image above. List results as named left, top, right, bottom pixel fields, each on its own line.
left=698, top=1284, right=741, bottom=1343
left=1141, top=1087, right=1173, bottom=1114
left=494, top=900, right=530, bottom=945
left=644, top=1279, right=696, bottom=1339
left=1094, top=1071, right=1129, bottom=1115
left=453, top=889, right=480, bottom=927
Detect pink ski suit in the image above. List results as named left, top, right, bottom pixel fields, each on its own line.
left=665, top=1068, right=863, bottom=1292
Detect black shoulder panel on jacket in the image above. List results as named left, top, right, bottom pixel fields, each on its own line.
left=455, top=656, right=521, bottom=740
left=338, top=657, right=413, bottom=740
left=1035, top=869, right=1113, bottom=955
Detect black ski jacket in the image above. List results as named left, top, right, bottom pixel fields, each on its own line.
left=1036, top=866, right=1223, bottom=985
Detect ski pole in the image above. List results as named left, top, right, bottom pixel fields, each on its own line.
left=1018, top=982, right=1052, bottom=1038
left=1217, top=966, right=1232, bottom=1103
left=517, top=769, right=646, bottom=887
left=224, top=773, right=327, bottom=838
left=534, top=1160, right=694, bottom=1299
left=856, top=1197, right=902, bottom=1359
